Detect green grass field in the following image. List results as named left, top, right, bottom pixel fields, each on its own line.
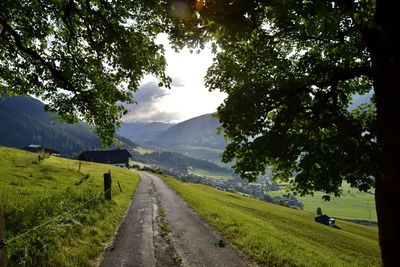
left=160, top=174, right=381, bottom=266
left=178, top=145, right=223, bottom=161
left=268, top=183, right=377, bottom=221
left=189, top=167, right=234, bottom=180
left=133, top=146, right=154, bottom=155
left=0, top=146, right=140, bottom=266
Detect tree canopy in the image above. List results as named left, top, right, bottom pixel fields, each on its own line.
left=0, top=0, right=173, bottom=145
left=169, top=0, right=379, bottom=198
left=170, top=0, right=400, bottom=264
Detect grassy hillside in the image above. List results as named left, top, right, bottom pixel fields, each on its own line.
left=160, top=174, right=380, bottom=266
left=131, top=149, right=233, bottom=179
left=268, top=183, right=377, bottom=221
left=0, top=146, right=140, bottom=266
left=188, top=167, right=233, bottom=180
left=173, top=145, right=228, bottom=166
left=119, top=121, right=173, bottom=143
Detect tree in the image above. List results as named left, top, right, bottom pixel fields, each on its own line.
left=0, top=0, right=173, bottom=145
left=316, top=207, right=323, bottom=216
left=167, top=0, right=399, bottom=265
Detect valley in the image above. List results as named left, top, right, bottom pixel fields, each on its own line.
left=0, top=146, right=380, bottom=266
left=0, top=96, right=377, bottom=224
left=0, top=95, right=379, bottom=266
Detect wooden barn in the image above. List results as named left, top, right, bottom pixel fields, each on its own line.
left=315, top=215, right=336, bottom=226
left=78, top=149, right=132, bottom=167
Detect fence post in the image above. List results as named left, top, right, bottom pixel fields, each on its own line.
left=104, top=172, right=112, bottom=200
left=78, top=162, right=81, bottom=171
left=0, top=212, right=6, bottom=267
left=117, top=181, right=122, bottom=193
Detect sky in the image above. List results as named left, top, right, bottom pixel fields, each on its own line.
left=122, top=34, right=227, bottom=123
left=120, top=34, right=372, bottom=124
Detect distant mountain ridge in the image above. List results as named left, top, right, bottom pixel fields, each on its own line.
left=152, top=114, right=226, bottom=149
left=120, top=114, right=226, bottom=150
left=0, top=95, right=137, bottom=156
left=119, top=121, right=173, bottom=143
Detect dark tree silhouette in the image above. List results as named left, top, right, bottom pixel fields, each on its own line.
left=167, top=1, right=400, bottom=265
left=0, top=0, right=174, bottom=145
left=316, top=207, right=323, bottom=216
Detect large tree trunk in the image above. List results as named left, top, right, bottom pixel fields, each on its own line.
left=374, top=66, right=400, bottom=265
left=364, top=1, right=400, bottom=266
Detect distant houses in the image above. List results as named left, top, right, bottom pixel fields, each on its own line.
left=78, top=149, right=132, bottom=168
left=277, top=194, right=303, bottom=208
left=22, top=144, right=60, bottom=156
left=315, top=215, right=336, bottom=226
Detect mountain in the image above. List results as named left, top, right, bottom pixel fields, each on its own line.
left=150, top=114, right=226, bottom=149
left=118, top=114, right=227, bottom=163
left=119, top=114, right=225, bottom=149
left=119, top=121, right=173, bottom=143
left=130, top=114, right=226, bottom=149
left=0, top=95, right=137, bottom=156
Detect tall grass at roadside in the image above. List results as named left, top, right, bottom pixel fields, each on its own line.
left=160, top=174, right=380, bottom=267
left=0, top=146, right=140, bottom=266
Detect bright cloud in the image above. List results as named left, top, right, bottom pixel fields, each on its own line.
left=122, top=34, right=227, bottom=123
left=123, top=81, right=179, bottom=122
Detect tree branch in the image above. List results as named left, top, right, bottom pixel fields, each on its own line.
left=85, top=0, right=115, bottom=32
left=313, top=66, right=373, bottom=89
left=0, top=16, right=78, bottom=93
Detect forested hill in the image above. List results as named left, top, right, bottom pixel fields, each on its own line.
left=0, top=95, right=137, bottom=156
left=119, top=121, right=173, bottom=143
left=152, top=114, right=225, bottom=149
left=120, top=114, right=226, bottom=150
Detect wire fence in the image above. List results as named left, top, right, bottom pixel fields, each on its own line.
left=2, top=187, right=111, bottom=246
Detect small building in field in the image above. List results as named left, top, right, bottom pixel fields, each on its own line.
left=315, top=215, right=336, bottom=226
left=22, top=144, right=61, bottom=156
left=78, top=149, right=132, bottom=167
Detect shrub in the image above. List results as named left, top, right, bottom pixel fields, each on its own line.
left=316, top=207, right=323, bottom=216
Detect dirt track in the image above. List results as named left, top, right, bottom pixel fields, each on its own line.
left=99, top=171, right=252, bottom=267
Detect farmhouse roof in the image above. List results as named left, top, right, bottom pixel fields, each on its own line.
left=315, top=215, right=331, bottom=225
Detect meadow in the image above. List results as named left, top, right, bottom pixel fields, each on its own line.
left=0, top=146, right=140, bottom=266
left=268, top=183, right=377, bottom=221
left=188, top=167, right=234, bottom=180
left=160, top=174, right=381, bottom=266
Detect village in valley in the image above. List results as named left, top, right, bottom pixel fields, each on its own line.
left=20, top=141, right=373, bottom=229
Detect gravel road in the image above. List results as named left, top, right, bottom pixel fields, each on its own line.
left=99, top=171, right=252, bottom=267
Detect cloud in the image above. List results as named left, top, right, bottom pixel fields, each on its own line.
left=122, top=35, right=226, bottom=123
left=123, top=104, right=181, bottom=122
left=171, top=77, right=185, bottom=87
left=133, top=81, right=169, bottom=102
left=123, top=81, right=180, bottom=122
left=143, top=110, right=182, bottom=122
